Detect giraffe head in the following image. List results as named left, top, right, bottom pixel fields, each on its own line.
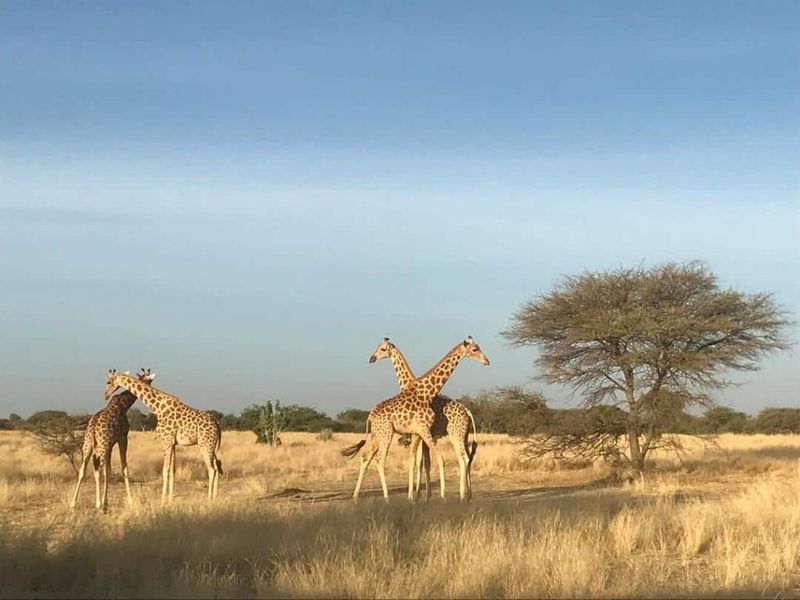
left=368, top=337, right=395, bottom=364
left=460, top=336, right=490, bottom=366
left=137, top=367, right=157, bottom=385
left=104, top=369, right=127, bottom=400
left=104, top=368, right=156, bottom=400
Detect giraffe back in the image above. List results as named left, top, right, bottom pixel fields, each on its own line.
left=370, top=388, right=435, bottom=435
left=159, top=404, right=221, bottom=448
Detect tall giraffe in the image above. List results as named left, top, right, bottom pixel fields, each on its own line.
left=104, top=370, right=223, bottom=501
left=368, top=338, right=478, bottom=501
left=70, top=368, right=156, bottom=510
left=342, top=337, right=489, bottom=502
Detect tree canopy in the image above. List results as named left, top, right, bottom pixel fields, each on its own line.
left=503, top=261, right=792, bottom=468
left=25, top=412, right=86, bottom=473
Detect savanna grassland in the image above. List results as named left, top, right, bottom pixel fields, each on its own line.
left=2, top=430, right=800, bottom=599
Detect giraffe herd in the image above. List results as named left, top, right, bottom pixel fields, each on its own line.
left=71, top=336, right=489, bottom=509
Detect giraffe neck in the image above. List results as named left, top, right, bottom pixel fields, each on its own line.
left=116, top=373, right=183, bottom=418
left=389, top=347, right=416, bottom=391
left=108, top=390, right=137, bottom=412
left=417, top=344, right=466, bottom=398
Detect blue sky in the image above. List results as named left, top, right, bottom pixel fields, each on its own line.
left=1, top=2, right=798, bottom=417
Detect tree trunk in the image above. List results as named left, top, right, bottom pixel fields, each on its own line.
left=628, top=428, right=644, bottom=470
left=621, top=371, right=644, bottom=470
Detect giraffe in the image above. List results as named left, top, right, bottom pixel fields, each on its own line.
left=103, top=369, right=223, bottom=502
left=70, top=368, right=156, bottom=510
left=368, top=338, right=478, bottom=501
left=342, top=337, right=489, bottom=502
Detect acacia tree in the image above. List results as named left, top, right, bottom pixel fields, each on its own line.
left=26, top=412, right=87, bottom=473
left=502, top=262, right=792, bottom=469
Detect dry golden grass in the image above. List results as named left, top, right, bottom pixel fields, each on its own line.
left=2, top=429, right=800, bottom=598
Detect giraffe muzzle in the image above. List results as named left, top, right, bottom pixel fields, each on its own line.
left=368, top=355, right=377, bottom=363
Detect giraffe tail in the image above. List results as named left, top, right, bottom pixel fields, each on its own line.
left=341, top=414, right=370, bottom=458
left=341, top=439, right=366, bottom=458
left=466, top=408, right=478, bottom=469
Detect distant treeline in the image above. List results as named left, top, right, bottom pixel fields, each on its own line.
left=458, top=389, right=800, bottom=436
left=2, top=391, right=798, bottom=436
left=0, top=405, right=371, bottom=434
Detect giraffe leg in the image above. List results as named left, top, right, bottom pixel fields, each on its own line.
left=202, top=447, right=215, bottom=501
left=168, top=446, right=176, bottom=502
left=449, top=434, right=469, bottom=501
left=413, top=439, right=422, bottom=497
left=100, top=454, right=111, bottom=511
left=161, top=443, right=173, bottom=503
left=212, top=438, right=221, bottom=499
left=352, top=441, right=378, bottom=502
left=464, top=434, right=473, bottom=501
left=421, top=442, right=432, bottom=500
left=375, top=437, right=392, bottom=503
left=208, top=465, right=216, bottom=501
left=70, top=451, right=92, bottom=509
left=408, top=435, right=421, bottom=501
left=417, top=429, right=445, bottom=500
left=415, top=438, right=428, bottom=499
left=436, top=450, right=446, bottom=500
left=92, top=455, right=102, bottom=509
left=212, top=466, right=220, bottom=499
left=211, top=454, right=219, bottom=500
left=413, top=440, right=431, bottom=500
left=118, top=436, right=133, bottom=506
